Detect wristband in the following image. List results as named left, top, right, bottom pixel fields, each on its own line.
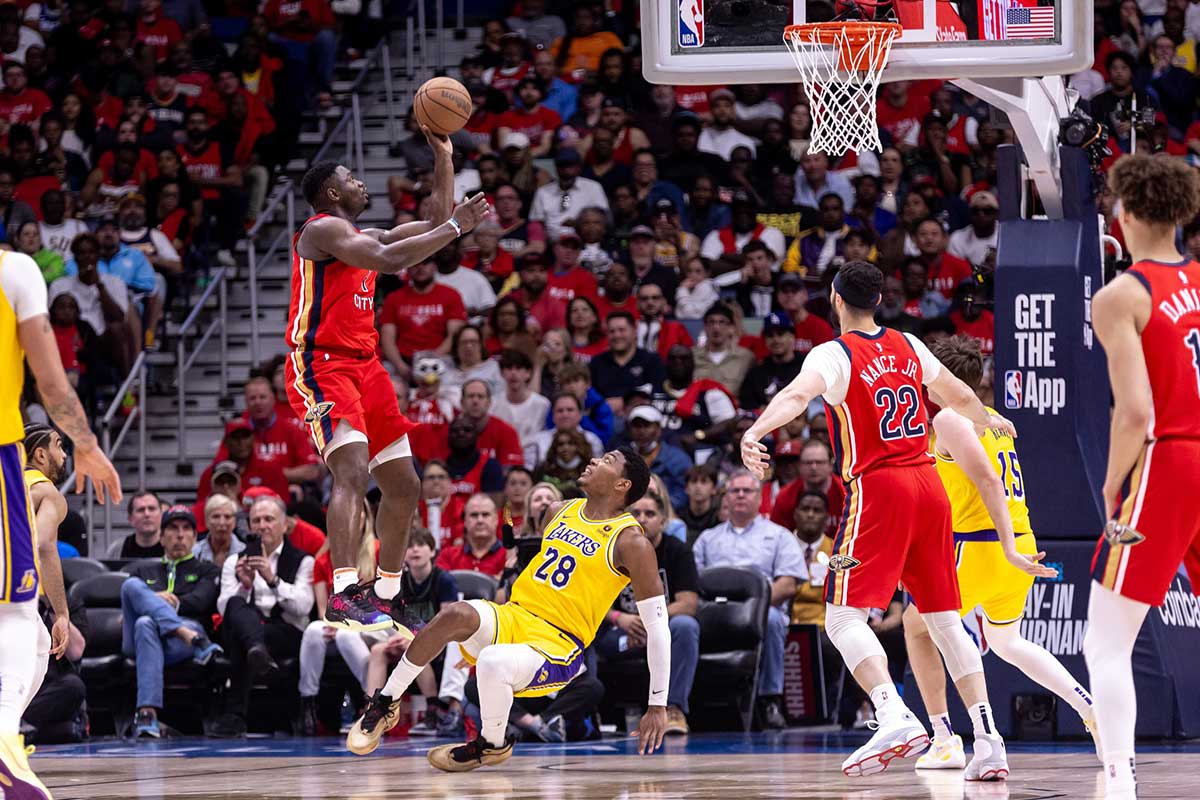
left=447, top=217, right=463, bottom=237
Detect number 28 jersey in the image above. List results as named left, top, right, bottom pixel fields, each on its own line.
left=1126, top=258, right=1200, bottom=441
left=509, top=498, right=640, bottom=646
left=804, top=327, right=942, bottom=482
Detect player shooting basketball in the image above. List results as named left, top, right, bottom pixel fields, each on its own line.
left=288, top=127, right=489, bottom=636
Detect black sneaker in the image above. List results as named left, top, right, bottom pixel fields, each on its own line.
left=388, top=595, right=426, bottom=639
left=204, top=713, right=246, bottom=739
left=246, top=644, right=279, bottom=681
left=295, top=696, right=319, bottom=737
left=426, top=735, right=515, bottom=772
left=346, top=690, right=402, bottom=755
left=436, top=708, right=464, bottom=738
left=191, top=634, right=223, bottom=665
left=133, top=709, right=160, bottom=739
left=761, top=698, right=788, bottom=731
left=324, top=582, right=397, bottom=632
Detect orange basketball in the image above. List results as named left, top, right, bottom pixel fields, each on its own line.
left=413, top=77, right=472, bottom=136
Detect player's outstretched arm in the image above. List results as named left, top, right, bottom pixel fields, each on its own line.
left=1092, top=274, right=1154, bottom=517
left=615, top=529, right=670, bottom=755
left=305, top=195, right=490, bottom=274
left=740, top=370, right=827, bottom=481
left=932, top=410, right=1057, bottom=579
left=927, top=366, right=1014, bottom=438
left=423, top=124, right=454, bottom=226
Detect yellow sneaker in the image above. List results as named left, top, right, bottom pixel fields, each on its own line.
left=0, top=733, right=53, bottom=799
left=916, top=734, right=967, bottom=770
left=346, top=691, right=403, bottom=755
left=427, top=736, right=514, bottom=773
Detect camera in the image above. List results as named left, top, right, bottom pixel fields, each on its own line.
left=244, top=533, right=262, bottom=558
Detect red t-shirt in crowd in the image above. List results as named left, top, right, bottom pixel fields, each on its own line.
left=594, top=294, right=640, bottom=324
left=288, top=517, right=326, bottom=556
left=178, top=141, right=227, bottom=201
left=215, top=413, right=321, bottom=471
left=675, top=86, right=718, bottom=115
left=506, top=286, right=567, bottom=332
left=137, top=13, right=183, bottom=62
left=950, top=309, right=995, bottom=356
left=0, top=87, right=52, bottom=125
left=793, top=314, right=835, bottom=355
left=406, top=395, right=453, bottom=462
left=876, top=90, right=931, bottom=147
left=646, top=320, right=693, bottom=361
left=475, top=415, right=524, bottom=468
left=262, top=0, right=336, bottom=42
left=16, top=176, right=62, bottom=218
left=460, top=248, right=514, bottom=282
left=926, top=253, right=973, bottom=299
left=435, top=540, right=507, bottom=578
left=380, top=284, right=466, bottom=359
left=572, top=338, right=608, bottom=364
left=770, top=477, right=847, bottom=539
left=548, top=267, right=598, bottom=304
left=53, top=325, right=81, bottom=372
left=496, top=105, right=562, bottom=144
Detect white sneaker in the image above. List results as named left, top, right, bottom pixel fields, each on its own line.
left=916, top=734, right=967, bottom=770
left=216, top=249, right=236, bottom=267
left=841, top=706, right=930, bottom=777
left=965, top=732, right=1010, bottom=781
left=1084, top=715, right=1104, bottom=765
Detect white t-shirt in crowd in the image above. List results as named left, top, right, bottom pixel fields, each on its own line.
left=39, top=219, right=89, bottom=261
left=436, top=266, right=497, bottom=318
left=800, top=330, right=941, bottom=405
left=491, top=391, right=552, bottom=446
left=48, top=273, right=129, bottom=334
left=698, top=126, right=757, bottom=160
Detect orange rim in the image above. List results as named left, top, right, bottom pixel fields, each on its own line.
left=784, top=22, right=902, bottom=72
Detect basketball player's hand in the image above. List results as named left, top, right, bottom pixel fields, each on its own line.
left=1003, top=546, right=1059, bottom=579
left=740, top=436, right=770, bottom=481
left=49, top=615, right=69, bottom=659
left=73, top=443, right=122, bottom=505
left=420, top=124, right=452, bottom=157
left=451, top=192, right=490, bottom=234
left=983, top=411, right=1017, bottom=439
left=633, top=706, right=668, bottom=755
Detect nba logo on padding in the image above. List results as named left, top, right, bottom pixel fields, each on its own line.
left=678, top=0, right=704, bottom=48
left=1004, top=370, right=1022, bottom=409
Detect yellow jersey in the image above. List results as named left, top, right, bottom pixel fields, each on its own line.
left=0, top=252, right=43, bottom=445
left=934, top=407, right=1032, bottom=536
left=24, top=467, right=50, bottom=493
left=509, top=498, right=641, bottom=646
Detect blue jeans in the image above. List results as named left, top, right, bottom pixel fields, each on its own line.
left=758, top=607, right=789, bottom=697
left=594, top=614, right=700, bottom=714
left=120, top=578, right=204, bottom=710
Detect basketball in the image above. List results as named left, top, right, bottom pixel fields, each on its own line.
left=413, top=76, right=472, bottom=136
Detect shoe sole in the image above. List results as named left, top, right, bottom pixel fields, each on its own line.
left=915, top=759, right=966, bottom=770
left=346, top=708, right=403, bottom=755
left=0, top=753, right=52, bottom=800
left=965, top=767, right=1010, bottom=782
left=843, top=733, right=930, bottom=778
left=427, top=744, right=513, bottom=772
left=322, top=614, right=398, bottom=633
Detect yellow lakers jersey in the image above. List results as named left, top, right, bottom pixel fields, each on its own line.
left=24, top=467, right=50, bottom=493
left=509, top=498, right=641, bottom=646
left=935, top=407, right=1032, bottom=535
left=0, top=252, right=39, bottom=446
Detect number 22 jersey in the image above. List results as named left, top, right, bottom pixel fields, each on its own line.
left=509, top=498, right=641, bottom=645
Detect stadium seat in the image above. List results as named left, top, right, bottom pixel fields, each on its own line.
left=61, top=557, right=107, bottom=590
left=68, top=572, right=134, bottom=734
left=691, top=567, right=771, bottom=732
left=450, top=570, right=499, bottom=602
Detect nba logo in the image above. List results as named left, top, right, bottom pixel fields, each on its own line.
left=678, top=0, right=704, bottom=48
left=1004, top=370, right=1022, bottom=409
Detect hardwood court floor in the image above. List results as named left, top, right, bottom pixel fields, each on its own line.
left=32, top=733, right=1197, bottom=799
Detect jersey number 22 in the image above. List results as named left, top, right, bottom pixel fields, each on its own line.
left=875, top=386, right=926, bottom=440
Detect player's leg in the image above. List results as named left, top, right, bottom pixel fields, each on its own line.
left=0, top=601, right=53, bottom=799
left=903, top=604, right=965, bottom=770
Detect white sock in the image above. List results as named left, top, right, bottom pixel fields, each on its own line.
left=985, top=620, right=1096, bottom=720
left=374, top=569, right=402, bottom=600
left=968, top=702, right=996, bottom=737
left=869, top=684, right=902, bottom=715
left=930, top=713, right=954, bottom=743
left=333, top=568, right=358, bottom=594
left=382, top=654, right=424, bottom=699
left=1104, top=752, right=1137, bottom=790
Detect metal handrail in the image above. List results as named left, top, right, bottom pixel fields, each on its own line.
left=175, top=265, right=230, bottom=468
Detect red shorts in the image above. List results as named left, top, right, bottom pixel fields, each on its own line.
left=284, top=350, right=417, bottom=463
left=825, top=463, right=960, bottom=613
left=1092, top=438, right=1200, bottom=606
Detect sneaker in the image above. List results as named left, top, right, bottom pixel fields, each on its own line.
left=531, top=715, right=565, bottom=743
left=295, top=697, right=319, bottom=737
left=665, top=706, right=690, bottom=736
left=427, top=735, right=515, bottom=773
left=853, top=701, right=874, bottom=729
left=191, top=634, right=223, bottom=666
left=1084, top=715, right=1104, bottom=765
left=389, top=595, right=427, bottom=639
left=0, top=733, right=52, bottom=799
left=408, top=713, right=440, bottom=737
left=436, top=708, right=464, bottom=738
left=204, top=713, right=246, bottom=739
left=346, top=690, right=403, bottom=755
left=916, top=734, right=966, bottom=770
left=761, top=698, right=787, bottom=730
left=133, top=708, right=161, bottom=739
left=324, top=583, right=397, bottom=632
left=965, top=732, right=1010, bottom=781
left=841, top=706, right=930, bottom=778
left=216, top=249, right=236, bottom=267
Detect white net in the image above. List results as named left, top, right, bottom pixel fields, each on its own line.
left=783, top=23, right=901, bottom=156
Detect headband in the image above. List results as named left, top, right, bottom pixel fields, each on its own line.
left=833, top=270, right=881, bottom=310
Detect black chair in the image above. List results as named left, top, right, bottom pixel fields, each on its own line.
left=690, top=566, right=771, bottom=732
left=61, top=558, right=107, bottom=590
left=451, top=570, right=499, bottom=602
left=68, top=572, right=133, bottom=734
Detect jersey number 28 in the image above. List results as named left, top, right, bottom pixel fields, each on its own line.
left=875, top=385, right=926, bottom=440
left=532, top=547, right=577, bottom=589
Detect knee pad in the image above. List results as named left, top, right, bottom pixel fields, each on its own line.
left=824, top=604, right=886, bottom=673
left=922, top=611, right=984, bottom=682
left=459, top=600, right=498, bottom=660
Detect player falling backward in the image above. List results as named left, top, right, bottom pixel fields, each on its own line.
left=901, top=335, right=1100, bottom=772
left=0, top=251, right=122, bottom=800
left=288, top=126, right=488, bottom=635
left=741, top=262, right=1017, bottom=779
left=345, top=447, right=671, bottom=771
left=1086, top=154, right=1200, bottom=800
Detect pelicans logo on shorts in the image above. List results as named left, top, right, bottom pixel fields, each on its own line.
left=304, top=401, right=336, bottom=424
left=828, top=554, right=861, bottom=572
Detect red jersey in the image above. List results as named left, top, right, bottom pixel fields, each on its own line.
left=548, top=266, right=598, bottom=303
left=496, top=105, right=560, bottom=143
left=770, top=476, right=847, bottom=539
left=794, top=314, right=835, bottom=355
left=379, top=283, right=466, bottom=358
left=1127, top=259, right=1200, bottom=440
left=950, top=309, right=995, bottom=356
left=594, top=294, right=640, bottom=323
left=809, top=328, right=937, bottom=482
left=262, top=0, right=335, bottom=41
left=177, top=141, right=225, bottom=201
left=488, top=62, right=532, bottom=97
left=926, top=253, right=973, bottom=299
left=435, top=541, right=507, bottom=578
left=137, top=13, right=183, bottom=62
left=460, top=248, right=514, bottom=281
left=286, top=214, right=379, bottom=358
left=0, top=88, right=51, bottom=125
left=475, top=415, right=524, bottom=468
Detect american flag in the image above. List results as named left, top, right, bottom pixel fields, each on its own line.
left=1005, top=5, right=1055, bottom=39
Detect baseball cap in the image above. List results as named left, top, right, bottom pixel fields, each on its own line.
left=557, top=229, right=582, bottom=244
left=600, top=96, right=628, bottom=110
left=652, top=197, right=676, bottom=215
left=623, top=384, right=654, bottom=404
left=670, top=111, right=702, bottom=131
left=911, top=174, right=939, bottom=189
left=777, top=273, right=805, bottom=291
left=242, top=486, right=281, bottom=505
left=775, top=440, right=804, bottom=458
left=969, top=190, right=1000, bottom=210
left=629, top=225, right=655, bottom=239
left=96, top=214, right=118, bottom=228
left=555, top=147, right=582, bottom=165
left=160, top=504, right=196, bottom=531
left=225, top=418, right=253, bottom=436
left=502, top=131, right=531, bottom=150
left=628, top=405, right=664, bottom=425
left=211, top=461, right=240, bottom=483
left=709, top=88, right=735, bottom=104
left=762, top=310, right=794, bottom=335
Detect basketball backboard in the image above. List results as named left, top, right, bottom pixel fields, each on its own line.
left=642, top=0, right=1092, bottom=84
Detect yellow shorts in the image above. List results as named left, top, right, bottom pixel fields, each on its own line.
left=954, top=531, right=1038, bottom=626
left=461, top=601, right=586, bottom=697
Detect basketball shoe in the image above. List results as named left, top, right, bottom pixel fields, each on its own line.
left=427, top=736, right=515, bottom=773
left=346, top=690, right=403, bottom=755
left=916, top=734, right=966, bottom=770
left=324, top=582, right=397, bottom=632
left=964, top=733, right=1010, bottom=781
left=841, top=705, right=930, bottom=777
left=0, top=734, right=53, bottom=799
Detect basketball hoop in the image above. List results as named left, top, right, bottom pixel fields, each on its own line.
left=783, top=22, right=902, bottom=155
